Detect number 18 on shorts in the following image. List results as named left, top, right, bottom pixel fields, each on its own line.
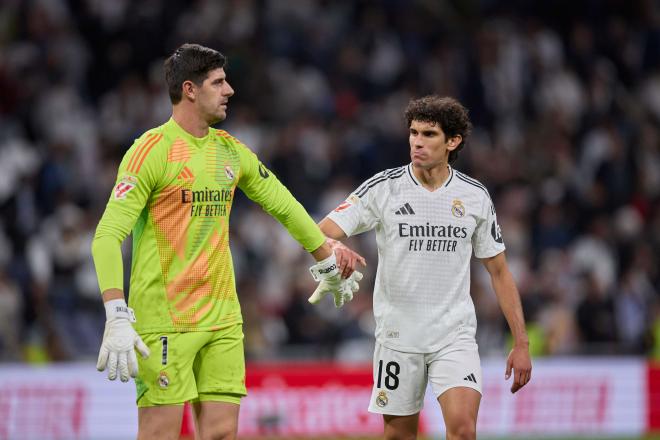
left=368, top=340, right=482, bottom=415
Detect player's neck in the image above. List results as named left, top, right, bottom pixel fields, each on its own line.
left=413, top=163, right=450, bottom=191
left=171, top=106, right=210, bottom=138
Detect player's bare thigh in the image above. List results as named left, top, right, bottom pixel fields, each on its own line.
left=192, top=401, right=240, bottom=440
left=438, top=387, right=481, bottom=440
left=138, top=404, right=185, bottom=440
left=383, top=412, right=420, bottom=440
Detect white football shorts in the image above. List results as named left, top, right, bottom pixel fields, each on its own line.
left=368, top=333, right=482, bottom=415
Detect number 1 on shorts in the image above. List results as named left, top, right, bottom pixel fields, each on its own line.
left=160, top=336, right=168, bottom=365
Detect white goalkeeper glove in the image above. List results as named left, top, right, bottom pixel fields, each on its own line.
left=308, top=253, right=363, bottom=307
left=96, top=299, right=150, bottom=382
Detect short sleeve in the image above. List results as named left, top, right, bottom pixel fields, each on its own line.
left=472, top=195, right=506, bottom=258
left=327, top=176, right=382, bottom=237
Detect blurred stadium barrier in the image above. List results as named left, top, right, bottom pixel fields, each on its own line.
left=0, top=358, right=650, bottom=439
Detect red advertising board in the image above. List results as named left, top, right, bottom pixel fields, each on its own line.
left=648, top=362, right=660, bottom=431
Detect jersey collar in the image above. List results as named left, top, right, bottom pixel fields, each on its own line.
left=167, top=118, right=212, bottom=148
left=407, top=163, right=454, bottom=191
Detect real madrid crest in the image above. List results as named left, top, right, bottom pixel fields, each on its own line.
left=376, top=390, right=388, bottom=407
left=451, top=199, right=465, bottom=218
left=158, top=371, right=170, bottom=389
left=224, top=165, right=235, bottom=182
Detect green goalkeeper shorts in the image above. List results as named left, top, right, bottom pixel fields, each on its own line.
left=135, top=323, right=247, bottom=407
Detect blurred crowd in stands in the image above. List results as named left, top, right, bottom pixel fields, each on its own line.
left=0, top=0, right=659, bottom=363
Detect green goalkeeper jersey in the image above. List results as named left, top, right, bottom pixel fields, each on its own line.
left=92, top=118, right=325, bottom=333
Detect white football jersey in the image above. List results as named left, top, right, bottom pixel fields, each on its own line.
left=328, top=164, right=505, bottom=353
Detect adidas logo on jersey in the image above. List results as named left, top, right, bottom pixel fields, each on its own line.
left=177, top=166, right=195, bottom=182
left=394, top=203, right=415, bottom=215
left=463, top=373, right=477, bottom=383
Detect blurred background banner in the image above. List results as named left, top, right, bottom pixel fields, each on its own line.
left=0, top=359, right=648, bottom=439
left=1, top=0, right=660, bottom=438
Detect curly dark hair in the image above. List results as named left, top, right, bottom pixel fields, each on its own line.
left=164, top=43, right=226, bottom=104
left=404, top=96, right=473, bottom=164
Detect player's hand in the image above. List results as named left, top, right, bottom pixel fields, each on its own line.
left=505, top=343, right=532, bottom=393
left=327, top=238, right=366, bottom=278
left=308, top=253, right=363, bottom=307
left=97, top=299, right=150, bottom=382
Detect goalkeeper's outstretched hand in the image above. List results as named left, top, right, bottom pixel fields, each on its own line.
left=308, top=253, right=363, bottom=307
left=97, top=299, right=150, bottom=382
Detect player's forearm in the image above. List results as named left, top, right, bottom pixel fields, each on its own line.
left=247, top=181, right=326, bottom=253
left=319, top=217, right=347, bottom=240
left=311, top=241, right=333, bottom=261
left=318, top=219, right=349, bottom=264
left=491, top=271, right=528, bottom=346
left=102, top=288, right=125, bottom=303
left=316, top=218, right=347, bottom=262
left=91, top=234, right=125, bottom=293
left=276, top=202, right=327, bottom=253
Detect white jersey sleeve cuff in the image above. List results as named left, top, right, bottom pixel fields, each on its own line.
left=326, top=212, right=354, bottom=237
left=474, top=245, right=506, bottom=259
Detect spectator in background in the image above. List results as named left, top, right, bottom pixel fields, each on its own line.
left=0, top=266, right=22, bottom=361
left=576, top=272, right=619, bottom=354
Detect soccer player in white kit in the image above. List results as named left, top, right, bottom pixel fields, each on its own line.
left=318, top=96, right=532, bottom=440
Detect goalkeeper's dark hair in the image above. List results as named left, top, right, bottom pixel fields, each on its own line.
left=164, top=43, right=226, bottom=104
left=404, top=95, right=472, bottom=164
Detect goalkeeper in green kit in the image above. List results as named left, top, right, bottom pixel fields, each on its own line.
left=91, top=43, right=364, bottom=440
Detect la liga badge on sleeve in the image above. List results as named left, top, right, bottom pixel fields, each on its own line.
left=114, top=175, right=138, bottom=200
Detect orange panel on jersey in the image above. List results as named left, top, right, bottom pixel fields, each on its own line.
left=150, top=184, right=192, bottom=280
left=165, top=246, right=210, bottom=301
left=207, top=229, right=234, bottom=301
left=190, top=300, right=215, bottom=323
left=173, top=280, right=212, bottom=313
left=167, top=138, right=192, bottom=162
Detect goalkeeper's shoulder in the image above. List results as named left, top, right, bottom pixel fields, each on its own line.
left=213, top=129, right=250, bottom=152
left=120, top=125, right=172, bottom=171
left=127, top=123, right=170, bottom=149
left=216, top=131, right=272, bottom=184
left=213, top=129, right=256, bottom=166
